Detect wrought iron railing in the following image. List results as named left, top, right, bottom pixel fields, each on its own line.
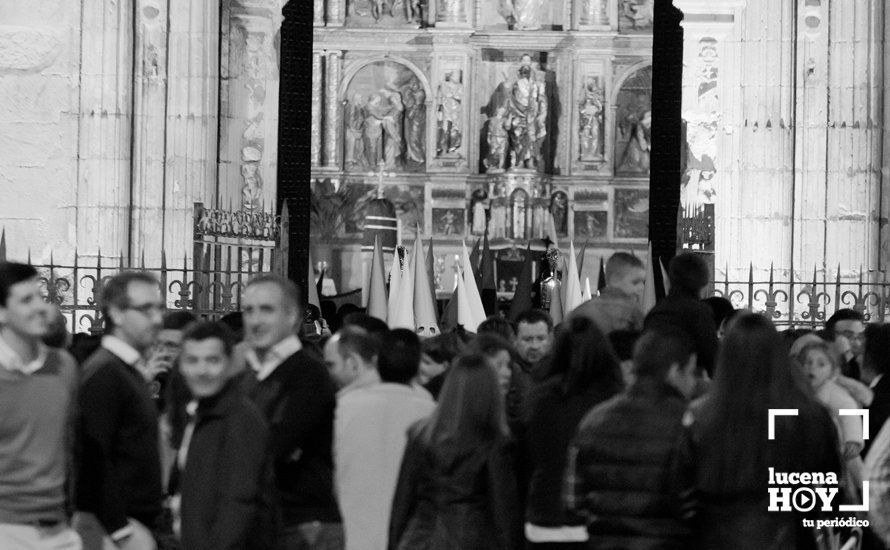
left=713, top=264, right=890, bottom=328
left=0, top=202, right=288, bottom=334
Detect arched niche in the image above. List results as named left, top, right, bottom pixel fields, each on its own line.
left=339, top=57, right=432, bottom=174
left=611, top=63, right=652, bottom=176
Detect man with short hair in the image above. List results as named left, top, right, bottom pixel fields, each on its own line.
left=175, top=321, right=272, bottom=550
left=565, top=329, right=698, bottom=549
left=644, top=253, right=718, bottom=376
left=332, top=326, right=434, bottom=550
left=75, top=271, right=166, bottom=550
left=324, top=326, right=380, bottom=392
left=0, top=262, right=82, bottom=550
left=514, top=309, right=554, bottom=382
left=827, top=308, right=866, bottom=381
left=240, top=274, right=342, bottom=550
left=569, top=252, right=645, bottom=334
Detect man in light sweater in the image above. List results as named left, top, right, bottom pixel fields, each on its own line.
left=0, top=262, right=81, bottom=549
left=331, top=327, right=435, bottom=550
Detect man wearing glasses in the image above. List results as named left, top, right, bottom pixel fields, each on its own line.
left=74, top=272, right=166, bottom=550
left=827, top=308, right=866, bottom=381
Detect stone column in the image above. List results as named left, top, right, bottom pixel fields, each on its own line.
left=311, top=51, right=324, bottom=166
left=326, top=0, right=344, bottom=26
left=163, top=0, right=220, bottom=258
left=219, top=0, right=285, bottom=212
left=323, top=50, right=342, bottom=168
left=76, top=0, right=134, bottom=262
left=130, top=0, right=168, bottom=264
left=314, top=0, right=325, bottom=26
left=437, top=0, right=468, bottom=27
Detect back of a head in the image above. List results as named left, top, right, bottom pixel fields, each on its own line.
left=702, top=297, right=735, bottom=328
left=0, top=262, right=38, bottom=307
left=826, top=308, right=865, bottom=333
left=667, top=253, right=709, bottom=296
left=336, top=325, right=379, bottom=365
left=698, top=313, right=815, bottom=493
left=219, top=312, right=244, bottom=339
left=864, top=323, right=890, bottom=376
left=545, top=315, right=622, bottom=394
left=633, top=329, right=694, bottom=381
left=379, top=328, right=421, bottom=384
left=427, top=353, right=508, bottom=454
left=608, top=329, right=641, bottom=363
left=163, top=310, right=198, bottom=331
left=342, top=312, right=390, bottom=343
left=605, top=252, right=644, bottom=285
left=469, top=332, right=515, bottom=359
left=477, top=315, right=516, bottom=341
left=421, top=332, right=466, bottom=364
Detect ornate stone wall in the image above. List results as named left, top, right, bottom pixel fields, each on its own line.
left=311, top=0, right=653, bottom=294
left=677, top=0, right=886, bottom=291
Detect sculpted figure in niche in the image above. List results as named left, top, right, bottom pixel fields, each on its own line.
left=485, top=106, right=509, bottom=171
left=503, top=55, right=547, bottom=170
left=381, top=90, right=405, bottom=170
left=371, top=0, right=388, bottom=21
left=500, top=0, right=544, bottom=30
left=344, top=94, right=366, bottom=167
left=550, top=192, right=568, bottom=235
left=363, top=94, right=386, bottom=167
left=621, top=0, right=654, bottom=29
left=618, top=109, right=651, bottom=173
left=436, top=71, right=463, bottom=156
left=404, top=83, right=426, bottom=165
left=578, top=78, right=605, bottom=160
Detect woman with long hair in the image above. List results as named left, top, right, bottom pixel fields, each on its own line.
left=389, top=353, right=521, bottom=550
left=520, top=316, right=624, bottom=549
left=683, top=313, right=841, bottom=549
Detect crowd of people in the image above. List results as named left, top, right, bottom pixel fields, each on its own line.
left=1, top=251, right=890, bottom=550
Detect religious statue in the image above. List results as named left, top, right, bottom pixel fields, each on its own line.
left=578, top=79, right=604, bottom=160
left=618, top=109, right=651, bottom=173
left=490, top=196, right=507, bottom=239
left=550, top=192, right=568, bottom=236
left=470, top=188, right=489, bottom=235
left=405, top=0, right=424, bottom=26
left=403, top=83, right=426, bottom=166
left=503, top=55, right=547, bottom=171
left=539, top=247, right=560, bottom=309
left=371, top=0, right=388, bottom=21
left=620, top=0, right=654, bottom=29
left=363, top=90, right=405, bottom=170
left=436, top=71, right=463, bottom=157
left=344, top=94, right=366, bottom=167
left=440, top=210, right=456, bottom=235
left=500, top=0, right=544, bottom=30
left=484, top=106, right=509, bottom=171
left=240, top=162, right=262, bottom=211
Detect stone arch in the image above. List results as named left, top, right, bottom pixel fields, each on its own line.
left=610, top=60, right=652, bottom=105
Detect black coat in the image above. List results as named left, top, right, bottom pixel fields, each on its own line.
left=644, top=294, right=718, bottom=376
left=519, top=377, right=619, bottom=528
left=180, top=380, right=273, bottom=550
left=389, top=419, right=522, bottom=550
left=75, top=348, right=164, bottom=534
left=238, top=348, right=340, bottom=526
left=566, top=378, right=693, bottom=550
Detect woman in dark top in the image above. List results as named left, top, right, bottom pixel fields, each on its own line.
left=519, top=316, right=624, bottom=548
left=682, top=313, right=841, bottom=550
left=389, top=353, right=522, bottom=550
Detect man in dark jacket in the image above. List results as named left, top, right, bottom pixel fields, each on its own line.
left=176, top=321, right=272, bottom=550
left=240, top=274, right=342, bottom=549
left=75, top=271, right=166, bottom=550
left=565, top=329, right=699, bottom=549
left=644, top=252, right=718, bottom=376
